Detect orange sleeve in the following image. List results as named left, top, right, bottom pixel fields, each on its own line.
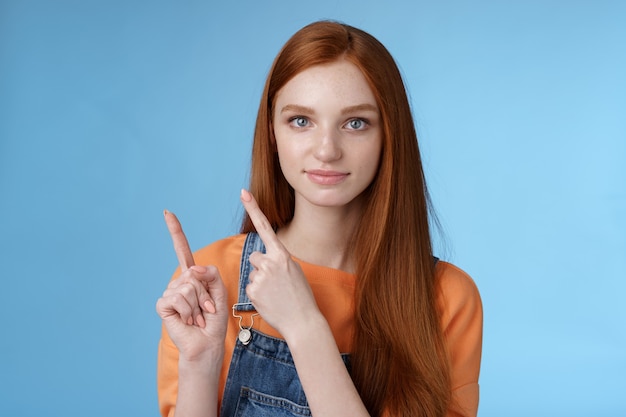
left=437, top=262, right=483, bottom=417
left=157, top=322, right=179, bottom=417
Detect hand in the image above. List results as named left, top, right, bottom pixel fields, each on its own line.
left=156, top=210, right=228, bottom=362
left=240, top=189, right=321, bottom=340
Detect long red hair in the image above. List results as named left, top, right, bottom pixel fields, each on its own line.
left=241, top=21, right=451, bottom=417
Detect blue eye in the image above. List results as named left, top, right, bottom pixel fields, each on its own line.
left=347, top=119, right=366, bottom=130
left=290, top=117, right=309, bottom=127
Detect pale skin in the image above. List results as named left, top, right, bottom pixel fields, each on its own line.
left=156, top=59, right=379, bottom=417
left=157, top=210, right=228, bottom=417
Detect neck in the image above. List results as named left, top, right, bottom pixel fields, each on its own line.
left=277, top=199, right=362, bottom=273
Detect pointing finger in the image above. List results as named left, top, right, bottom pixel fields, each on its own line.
left=164, top=209, right=195, bottom=271
left=240, top=189, right=284, bottom=253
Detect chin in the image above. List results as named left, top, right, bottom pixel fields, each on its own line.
left=299, top=189, right=365, bottom=210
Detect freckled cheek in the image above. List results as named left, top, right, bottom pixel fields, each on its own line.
left=275, top=144, right=306, bottom=176
left=275, top=136, right=310, bottom=159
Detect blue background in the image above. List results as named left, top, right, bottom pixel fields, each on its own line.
left=1, top=1, right=624, bottom=416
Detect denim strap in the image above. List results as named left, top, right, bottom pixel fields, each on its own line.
left=235, top=233, right=266, bottom=312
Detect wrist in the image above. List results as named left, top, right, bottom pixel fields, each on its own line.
left=282, top=310, right=329, bottom=347
left=179, top=347, right=224, bottom=378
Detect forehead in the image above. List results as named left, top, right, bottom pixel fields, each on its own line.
left=274, top=59, right=378, bottom=108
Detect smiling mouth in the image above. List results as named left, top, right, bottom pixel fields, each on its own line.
left=305, top=170, right=349, bottom=185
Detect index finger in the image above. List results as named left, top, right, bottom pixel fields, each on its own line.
left=163, top=209, right=195, bottom=271
left=240, top=189, right=284, bottom=253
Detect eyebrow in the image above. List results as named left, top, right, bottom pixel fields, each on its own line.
left=340, top=103, right=379, bottom=115
left=280, top=104, right=315, bottom=115
left=279, top=103, right=379, bottom=115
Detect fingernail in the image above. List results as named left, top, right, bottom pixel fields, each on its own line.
left=189, top=265, right=208, bottom=273
left=241, top=189, right=252, bottom=202
left=204, top=300, right=216, bottom=314
left=163, top=209, right=170, bottom=217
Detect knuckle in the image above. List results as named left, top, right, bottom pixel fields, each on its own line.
left=245, top=285, right=256, bottom=301
left=171, top=293, right=191, bottom=311
left=249, top=270, right=258, bottom=282
left=189, top=277, right=208, bottom=293
left=249, top=252, right=260, bottom=263
left=170, top=293, right=183, bottom=304
left=179, top=284, right=193, bottom=297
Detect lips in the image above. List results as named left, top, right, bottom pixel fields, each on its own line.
left=305, top=169, right=349, bottom=185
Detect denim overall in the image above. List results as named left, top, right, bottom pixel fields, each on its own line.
left=219, top=232, right=350, bottom=417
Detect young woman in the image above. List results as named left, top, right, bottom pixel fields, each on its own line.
left=156, top=21, right=482, bottom=417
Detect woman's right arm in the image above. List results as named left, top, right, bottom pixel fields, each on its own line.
left=157, top=321, right=225, bottom=417
left=174, top=337, right=224, bottom=417
left=156, top=211, right=229, bottom=417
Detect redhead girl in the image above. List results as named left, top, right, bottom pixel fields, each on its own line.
left=156, top=21, right=482, bottom=417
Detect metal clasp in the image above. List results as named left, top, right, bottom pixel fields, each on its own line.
left=232, top=303, right=259, bottom=345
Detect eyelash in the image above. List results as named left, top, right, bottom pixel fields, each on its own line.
left=287, top=116, right=369, bottom=130
left=346, top=118, right=368, bottom=130
left=288, top=116, right=309, bottom=128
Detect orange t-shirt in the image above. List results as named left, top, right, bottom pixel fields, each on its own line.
left=157, top=234, right=482, bottom=417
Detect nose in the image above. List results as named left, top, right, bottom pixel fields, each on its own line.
left=313, top=128, right=342, bottom=162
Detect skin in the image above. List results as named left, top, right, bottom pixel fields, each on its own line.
left=157, top=210, right=228, bottom=417
left=156, top=59, right=381, bottom=417
left=273, top=59, right=382, bottom=272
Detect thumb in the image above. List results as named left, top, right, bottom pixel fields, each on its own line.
left=195, top=265, right=227, bottom=314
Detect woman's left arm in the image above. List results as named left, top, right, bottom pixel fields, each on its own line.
left=240, top=189, right=370, bottom=417
left=284, top=312, right=370, bottom=416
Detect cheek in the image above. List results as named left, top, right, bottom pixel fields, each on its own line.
left=361, top=140, right=382, bottom=166
left=275, top=140, right=301, bottom=176
left=274, top=131, right=307, bottom=163
left=360, top=142, right=383, bottom=182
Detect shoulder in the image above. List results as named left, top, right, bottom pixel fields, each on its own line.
left=435, top=261, right=483, bottom=334
left=435, top=262, right=481, bottom=307
left=435, top=262, right=483, bottom=413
